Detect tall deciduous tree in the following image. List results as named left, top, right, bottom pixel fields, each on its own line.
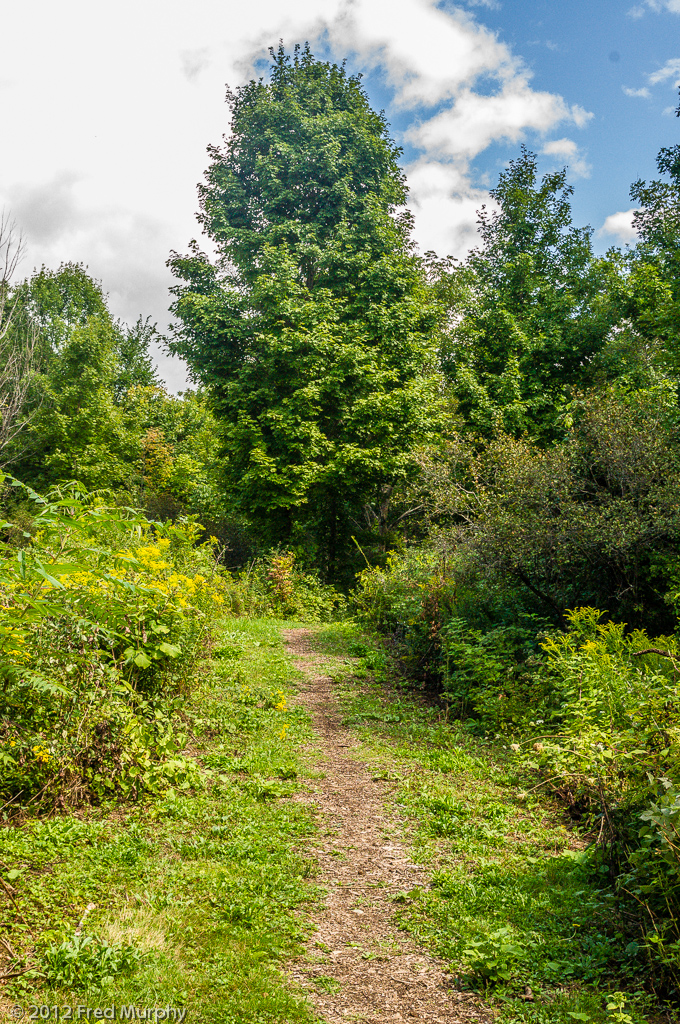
left=168, top=44, right=440, bottom=572
left=438, top=148, right=623, bottom=440
left=8, top=264, right=158, bottom=489
left=628, top=93, right=680, bottom=377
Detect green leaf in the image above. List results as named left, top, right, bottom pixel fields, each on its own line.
left=41, top=562, right=91, bottom=576
left=134, top=653, right=153, bottom=669
left=158, top=642, right=181, bottom=658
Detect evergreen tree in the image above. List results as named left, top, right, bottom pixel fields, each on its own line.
left=168, top=44, right=440, bottom=572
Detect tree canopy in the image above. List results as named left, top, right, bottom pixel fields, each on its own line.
left=168, top=44, right=441, bottom=573
left=435, top=149, right=625, bottom=439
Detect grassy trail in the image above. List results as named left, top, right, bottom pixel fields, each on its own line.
left=0, top=617, right=662, bottom=1024
left=283, top=626, right=491, bottom=1024
left=1, top=618, right=318, bottom=1024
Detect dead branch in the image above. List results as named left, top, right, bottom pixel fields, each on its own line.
left=0, top=212, right=44, bottom=464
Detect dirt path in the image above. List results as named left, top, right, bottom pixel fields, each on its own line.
left=283, top=627, right=494, bottom=1024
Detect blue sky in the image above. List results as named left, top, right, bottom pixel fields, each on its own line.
left=1, top=0, right=678, bottom=387
left=353, top=0, right=680, bottom=252
left=457, top=0, right=679, bottom=244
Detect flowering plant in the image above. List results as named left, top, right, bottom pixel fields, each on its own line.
left=0, top=475, right=229, bottom=808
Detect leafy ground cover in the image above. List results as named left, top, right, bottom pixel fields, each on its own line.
left=1, top=618, right=321, bottom=1023
left=353, top=550, right=680, bottom=999
left=312, top=621, right=672, bottom=1024
left=2, top=613, right=675, bottom=1024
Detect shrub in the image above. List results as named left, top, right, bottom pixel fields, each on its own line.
left=354, top=549, right=680, bottom=995
left=230, top=550, right=346, bottom=621
left=0, top=476, right=228, bottom=809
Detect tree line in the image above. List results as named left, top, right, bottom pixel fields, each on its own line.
left=2, top=41, right=680, bottom=1003
left=3, top=44, right=679, bottom=622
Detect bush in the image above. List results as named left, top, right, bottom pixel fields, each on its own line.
left=0, top=475, right=228, bottom=810
left=354, top=549, right=680, bottom=995
left=352, top=546, right=550, bottom=694
left=229, top=550, right=346, bottom=621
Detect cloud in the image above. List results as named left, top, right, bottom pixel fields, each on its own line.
left=7, top=173, right=82, bottom=244
left=181, top=48, right=211, bottom=82
left=623, top=56, right=679, bottom=111
left=649, top=57, right=680, bottom=85
left=405, top=158, right=489, bottom=259
left=597, top=209, right=639, bottom=243
left=406, top=82, right=590, bottom=163
left=0, top=0, right=593, bottom=389
left=328, top=0, right=515, bottom=109
left=629, top=0, right=680, bottom=14
left=542, top=137, right=591, bottom=178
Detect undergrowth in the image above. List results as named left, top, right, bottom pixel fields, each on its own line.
left=314, top=620, right=674, bottom=1024
left=1, top=618, right=320, bottom=1022
left=0, top=476, right=229, bottom=811
left=352, top=551, right=680, bottom=1002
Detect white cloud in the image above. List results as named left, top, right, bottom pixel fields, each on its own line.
left=0, top=0, right=593, bottom=388
left=181, top=48, right=212, bottom=83
left=629, top=0, right=680, bottom=14
left=542, top=138, right=591, bottom=178
left=649, top=57, right=680, bottom=86
left=406, top=81, right=590, bottom=162
left=622, top=57, right=680, bottom=105
left=597, top=209, right=639, bottom=243
left=405, top=158, right=490, bottom=259
left=328, top=0, right=515, bottom=109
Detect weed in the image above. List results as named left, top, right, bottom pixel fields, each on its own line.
left=314, top=620, right=661, bottom=1024
left=313, top=974, right=341, bottom=995
left=3, top=618, right=320, bottom=1023
left=41, top=935, right=141, bottom=990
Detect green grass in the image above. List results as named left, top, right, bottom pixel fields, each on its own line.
left=2, top=615, right=673, bottom=1023
left=312, top=620, right=666, bottom=1024
left=1, top=618, right=321, bottom=1024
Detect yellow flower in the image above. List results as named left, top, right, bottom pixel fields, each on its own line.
left=279, top=725, right=288, bottom=739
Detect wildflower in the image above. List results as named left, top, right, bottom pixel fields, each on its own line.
left=510, top=743, right=521, bottom=753
left=279, top=725, right=288, bottom=739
